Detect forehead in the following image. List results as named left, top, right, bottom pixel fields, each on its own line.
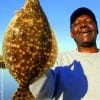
left=75, top=15, right=93, bottom=21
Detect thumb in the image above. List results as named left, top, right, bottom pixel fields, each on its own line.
left=71, top=60, right=84, bottom=75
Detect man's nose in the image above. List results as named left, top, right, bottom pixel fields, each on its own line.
left=80, top=23, right=87, bottom=28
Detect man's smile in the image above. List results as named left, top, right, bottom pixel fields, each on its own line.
left=78, top=29, right=93, bottom=35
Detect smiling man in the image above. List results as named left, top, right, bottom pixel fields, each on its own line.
left=30, top=7, right=100, bottom=100
left=70, top=7, right=98, bottom=52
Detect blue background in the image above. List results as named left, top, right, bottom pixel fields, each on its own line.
left=0, top=0, right=100, bottom=100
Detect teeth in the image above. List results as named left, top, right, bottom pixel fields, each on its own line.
left=83, top=32, right=88, bottom=34
left=80, top=31, right=92, bottom=34
left=79, top=32, right=88, bottom=34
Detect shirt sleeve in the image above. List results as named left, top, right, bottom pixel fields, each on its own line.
left=36, top=69, right=58, bottom=100
left=29, top=74, right=47, bottom=98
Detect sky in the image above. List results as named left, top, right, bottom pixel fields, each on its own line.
left=0, top=0, right=100, bottom=55
left=0, top=0, right=100, bottom=99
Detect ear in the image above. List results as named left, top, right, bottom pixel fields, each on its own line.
left=97, top=29, right=99, bottom=34
left=70, top=31, right=74, bottom=38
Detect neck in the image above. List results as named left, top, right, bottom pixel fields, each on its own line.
left=78, top=46, right=99, bottom=53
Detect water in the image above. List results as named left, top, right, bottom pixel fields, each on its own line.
left=0, top=69, right=18, bottom=100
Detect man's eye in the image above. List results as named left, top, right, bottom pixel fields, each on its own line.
left=85, top=20, right=93, bottom=24
left=74, top=22, right=80, bottom=26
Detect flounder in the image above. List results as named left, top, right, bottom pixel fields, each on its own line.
left=2, top=0, right=57, bottom=99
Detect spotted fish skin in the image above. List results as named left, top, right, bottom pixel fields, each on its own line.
left=2, top=0, right=57, bottom=100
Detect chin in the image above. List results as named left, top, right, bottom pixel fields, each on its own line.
left=79, top=42, right=96, bottom=47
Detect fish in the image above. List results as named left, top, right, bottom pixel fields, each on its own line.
left=2, top=0, right=58, bottom=99
left=0, top=55, right=6, bottom=68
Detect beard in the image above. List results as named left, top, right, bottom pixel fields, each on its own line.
left=74, top=38, right=97, bottom=48
left=78, top=41, right=96, bottom=47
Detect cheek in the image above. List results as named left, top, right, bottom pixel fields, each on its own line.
left=89, top=24, right=97, bottom=31
left=71, top=27, right=79, bottom=38
left=89, top=24, right=94, bottom=29
left=72, top=27, right=78, bottom=33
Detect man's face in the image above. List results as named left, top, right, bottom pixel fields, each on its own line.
left=71, top=15, right=98, bottom=47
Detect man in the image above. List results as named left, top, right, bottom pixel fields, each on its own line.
left=30, top=7, right=100, bottom=100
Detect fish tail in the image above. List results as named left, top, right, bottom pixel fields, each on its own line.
left=12, top=85, right=35, bottom=100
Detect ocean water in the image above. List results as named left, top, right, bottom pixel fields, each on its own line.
left=0, top=69, right=18, bottom=100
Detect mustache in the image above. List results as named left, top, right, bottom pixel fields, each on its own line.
left=76, top=28, right=93, bottom=34
left=80, top=30, right=93, bottom=34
